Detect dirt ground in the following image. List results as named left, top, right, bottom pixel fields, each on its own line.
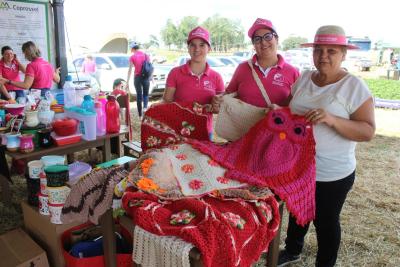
left=1, top=99, right=399, bottom=267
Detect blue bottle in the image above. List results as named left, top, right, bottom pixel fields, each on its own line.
left=81, top=95, right=95, bottom=112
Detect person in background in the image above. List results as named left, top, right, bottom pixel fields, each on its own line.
left=278, top=25, right=375, bottom=267
left=111, top=78, right=127, bottom=96
left=212, top=18, right=299, bottom=112
left=0, top=41, right=60, bottom=98
left=163, top=26, right=225, bottom=139
left=81, top=54, right=96, bottom=76
left=0, top=46, right=26, bottom=100
left=126, top=42, right=150, bottom=118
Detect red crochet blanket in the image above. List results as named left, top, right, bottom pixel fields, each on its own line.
left=122, top=190, right=280, bottom=267
left=141, top=102, right=211, bottom=152
left=188, top=108, right=316, bottom=226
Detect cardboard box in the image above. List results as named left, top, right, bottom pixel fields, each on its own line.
left=21, top=201, right=84, bottom=267
left=0, top=228, right=49, bottom=267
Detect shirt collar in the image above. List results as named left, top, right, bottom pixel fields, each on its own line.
left=182, top=60, right=211, bottom=76
left=252, top=54, right=285, bottom=70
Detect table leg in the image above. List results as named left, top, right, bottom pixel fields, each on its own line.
left=99, top=208, right=117, bottom=267
left=0, top=145, right=12, bottom=205
left=0, top=174, right=11, bottom=205
left=103, top=139, right=111, bottom=162
left=266, top=202, right=284, bottom=267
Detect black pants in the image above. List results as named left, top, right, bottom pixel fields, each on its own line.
left=284, top=171, right=355, bottom=267
left=134, top=75, right=149, bottom=116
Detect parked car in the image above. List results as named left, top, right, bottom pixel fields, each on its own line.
left=342, top=51, right=372, bottom=71
left=72, top=53, right=169, bottom=96
left=283, top=49, right=314, bottom=72
left=215, top=55, right=246, bottom=67
left=175, top=56, right=235, bottom=85
left=233, top=51, right=254, bottom=58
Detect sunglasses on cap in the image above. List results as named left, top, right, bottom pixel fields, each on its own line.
left=252, top=32, right=278, bottom=44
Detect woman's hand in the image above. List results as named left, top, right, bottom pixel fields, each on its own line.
left=305, top=108, right=335, bottom=126
left=211, top=94, right=223, bottom=113
left=0, top=77, right=7, bottom=85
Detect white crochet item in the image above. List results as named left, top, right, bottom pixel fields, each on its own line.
left=133, top=225, right=194, bottom=267
left=165, top=143, right=247, bottom=196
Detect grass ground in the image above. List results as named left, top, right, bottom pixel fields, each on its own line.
left=0, top=102, right=399, bottom=266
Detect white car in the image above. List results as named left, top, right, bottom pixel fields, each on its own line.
left=175, top=56, right=234, bottom=86
left=72, top=53, right=168, bottom=96
left=215, top=55, right=246, bottom=67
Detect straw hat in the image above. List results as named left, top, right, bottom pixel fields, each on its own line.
left=301, top=25, right=359, bottom=49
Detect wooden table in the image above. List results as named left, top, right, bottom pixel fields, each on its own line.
left=0, top=126, right=128, bottom=205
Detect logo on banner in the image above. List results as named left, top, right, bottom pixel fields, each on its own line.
left=0, top=2, right=11, bottom=10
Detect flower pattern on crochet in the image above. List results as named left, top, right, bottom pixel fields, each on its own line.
left=170, top=209, right=196, bottom=225
left=181, top=164, right=195, bottom=174
left=140, top=158, right=154, bottom=175
left=175, top=154, right=187, bottom=160
left=207, top=159, right=219, bottom=167
left=181, top=121, right=195, bottom=136
left=146, top=136, right=161, bottom=147
left=165, top=136, right=176, bottom=145
left=170, top=145, right=179, bottom=150
left=222, top=212, right=246, bottom=229
left=189, top=179, right=204, bottom=190
left=256, top=201, right=273, bottom=222
left=216, top=176, right=229, bottom=184
left=136, top=177, right=159, bottom=192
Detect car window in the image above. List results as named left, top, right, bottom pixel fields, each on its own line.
left=109, top=56, right=130, bottom=68
left=218, top=58, right=232, bottom=65
left=95, top=57, right=108, bottom=67
left=207, top=57, right=225, bottom=67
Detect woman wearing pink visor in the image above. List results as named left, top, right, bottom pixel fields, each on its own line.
left=163, top=26, right=225, bottom=140
left=212, top=18, right=299, bottom=112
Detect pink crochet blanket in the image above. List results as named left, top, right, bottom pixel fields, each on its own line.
left=122, top=190, right=280, bottom=267
left=188, top=108, right=316, bottom=226
left=141, top=102, right=211, bottom=152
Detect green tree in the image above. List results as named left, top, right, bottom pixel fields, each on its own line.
left=161, top=19, right=178, bottom=49
left=282, top=36, right=308, bottom=51
left=202, top=14, right=244, bottom=52
left=176, top=16, right=200, bottom=49
left=148, top=35, right=159, bottom=48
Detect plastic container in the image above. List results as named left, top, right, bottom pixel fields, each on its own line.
left=51, top=132, right=82, bottom=146
left=41, top=155, right=66, bottom=167
left=63, top=75, right=76, bottom=108
left=65, top=107, right=97, bottom=141
left=81, top=95, right=95, bottom=112
left=95, top=102, right=106, bottom=136
left=96, top=92, right=108, bottom=114
left=105, top=95, right=120, bottom=134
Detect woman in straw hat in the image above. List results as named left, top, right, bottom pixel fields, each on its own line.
left=163, top=26, right=225, bottom=139
left=212, top=18, right=299, bottom=112
left=278, top=25, right=375, bottom=267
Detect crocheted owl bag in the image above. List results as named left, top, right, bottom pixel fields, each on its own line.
left=141, top=102, right=211, bottom=152
left=188, top=108, right=316, bottom=226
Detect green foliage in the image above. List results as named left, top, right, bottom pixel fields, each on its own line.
left=365, top=79, right=400, bottom=100
left=160, top=15, right=245, bottom=51
left=282, top=36, right=308, bottom=51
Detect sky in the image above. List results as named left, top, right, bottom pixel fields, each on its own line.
left=64, top=0, right=399, bottom=53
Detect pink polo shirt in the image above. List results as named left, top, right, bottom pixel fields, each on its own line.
left=25, top=57, right=55, bottom=89
left=166, top=61, right=225, bottom=137
left=0, top=58, right=22, bottom=91
left=82, top=60, right=96, bottom=74
left=166, top=61, right=225, bottom=105
left=226, top=54, right=299, bottom=107
left=129, top=51, right=147, bottom=76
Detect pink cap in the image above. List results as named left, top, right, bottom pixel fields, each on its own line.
left=248, top=18, right=276, bottom=38
left=187, top=26, right=211, bottom=46
left=301, top=25, right=359, bottom=49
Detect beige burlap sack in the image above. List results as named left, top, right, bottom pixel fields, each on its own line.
left=215, top=92, right=269, bottom=141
